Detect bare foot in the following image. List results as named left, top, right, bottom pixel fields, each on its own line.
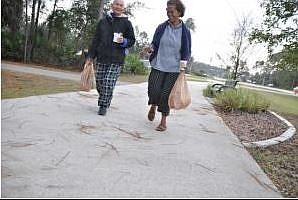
left=155, top=124, right=167, bottom=131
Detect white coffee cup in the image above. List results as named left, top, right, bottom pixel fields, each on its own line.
left=113, top=33, right=123, bottom=43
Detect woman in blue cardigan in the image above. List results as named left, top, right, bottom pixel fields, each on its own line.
left=145, top=0, right=191, bottom=131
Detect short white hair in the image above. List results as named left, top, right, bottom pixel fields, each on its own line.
left=112, top=0, right=125, bottom=6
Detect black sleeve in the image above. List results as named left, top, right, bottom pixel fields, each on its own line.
left=87, top=21, right=102, bottom=59
left=124, top=20, right=135, bottom=48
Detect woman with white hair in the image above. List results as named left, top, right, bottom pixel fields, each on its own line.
left=86, top=0, right=136, bottom=116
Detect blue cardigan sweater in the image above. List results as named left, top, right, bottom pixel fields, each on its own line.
left=149, top=20, right=192, bottom=62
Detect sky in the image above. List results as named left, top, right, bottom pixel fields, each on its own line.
left=53, top=0, right=269, bottom=71
left=124, top=0, right=269, bottom=71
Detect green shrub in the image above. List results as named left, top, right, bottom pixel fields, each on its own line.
left=123, top=53, right=149, bottom=75
left=1, top=29, right=24, bottom=60
left=214, top=88, right=270, bottom=113
left=203, top=85, right=216, bottom=98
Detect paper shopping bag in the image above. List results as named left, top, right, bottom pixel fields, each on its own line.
left=80, top=62, right=94, bottom=91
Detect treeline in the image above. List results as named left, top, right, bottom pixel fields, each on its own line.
left=1, top=0, right=146, bottom=70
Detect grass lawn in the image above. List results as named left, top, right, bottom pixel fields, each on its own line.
left=248, top=89, right=298, bottom=115
left=1, top=70, right=80, bottom=99
left=186, top=74, right=208, bottom=82
left=1, top=71, right=150, bottom=99
left=118, top=73, right=148, bottom=83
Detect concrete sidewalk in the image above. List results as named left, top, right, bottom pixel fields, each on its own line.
left=1, top=81, right=281, bottom=198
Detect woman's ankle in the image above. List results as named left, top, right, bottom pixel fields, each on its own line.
left=150, top=105, right=156, bottom=111
left=161, top=116, right=167, bottom=127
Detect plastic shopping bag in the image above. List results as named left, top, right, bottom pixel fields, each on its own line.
left=168, top=71, right=191, bottom=110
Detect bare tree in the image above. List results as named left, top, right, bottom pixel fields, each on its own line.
left=217, top=15, right=253, bottom=80
left=230, top=16, right=252, bottom=79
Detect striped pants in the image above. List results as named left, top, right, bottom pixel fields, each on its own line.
left=148, top=68, right=179, bottom=116
left=95, top=63, right=122, bottom=109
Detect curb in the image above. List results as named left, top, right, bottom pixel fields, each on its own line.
left=242, top=111, right=296, bottom=148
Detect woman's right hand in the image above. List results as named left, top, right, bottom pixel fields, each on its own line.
left=143, top=45, right=154, bottom=55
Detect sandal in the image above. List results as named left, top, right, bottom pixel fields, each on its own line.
left=147, top=108, right=156, bottom=121
left=155, top=124, right=167, bottom=132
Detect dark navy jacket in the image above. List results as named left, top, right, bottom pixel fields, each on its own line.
left=88, top=13, right=135, bottom=64
left=149, top=20, right=192, bottom=62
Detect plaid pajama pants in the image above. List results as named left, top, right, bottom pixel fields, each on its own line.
left=95, top=63, right=122, bottom=109
left=148, top=68, right=179, bottom=116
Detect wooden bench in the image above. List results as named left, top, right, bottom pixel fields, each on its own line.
left=211, top=79, right=239, bottom=93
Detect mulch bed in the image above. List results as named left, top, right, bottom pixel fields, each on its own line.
left=214, top=107, right=289, bottom=143
left=248, top=133, right=298, bottom=198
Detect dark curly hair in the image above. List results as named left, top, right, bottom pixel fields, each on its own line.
left=167, top=0, right=185, bottom=17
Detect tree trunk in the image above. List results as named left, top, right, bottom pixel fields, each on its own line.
left=30, top=0, right=42, bottom=61
left=48, top=0, right=58, bottom=41
left=24, top=0, right=29, bottom=63
left=233, top=50, right=240, bottom=80
left=293, top=71, right=298, bottom=88
left=98, top=0, right=105, bottom=21
left=27, top=0, right=37, bottom=62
